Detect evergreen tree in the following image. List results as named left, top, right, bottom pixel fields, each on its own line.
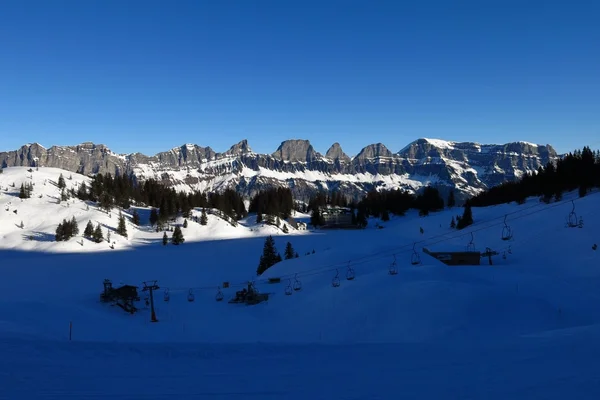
left=132, top=209, right=140, bottom=226
left=116, top=212, right=128, bottom=238
left=162, top=232, right=168, bottom=245
left=310, top=208, right=323, bottom=227
left=19, top=221, right=24, bottom=229
left=447, top=190, right=456, bottom=208
left=284, top=241, right=295, bottom=259
left=456, top=203, right=474, bottom=230
left=60, top=188, right=68, bottom=202
left=19, top=183, right=27, bottom=199
left=93, top=224, right=103, bottom=243
left=295, top=252, right=299, bottom=258
left=84, top=220, right=94, bottom=237
left=77, top=182, right=88, bottom=200
left=107, top=230, right=111, bottom=243
left=381, top=210, right=390, bottom=221
left=149, top=208, right=159, bottom=226
left=71, top=216, right=79, bottom=236
left=57, top=173, right=66, bottom=189
left=172, top=226, right=185, bottom=245
left=183, top=219, right=188, bottom=228
left=257, top=235, right=279, bottom=275
left=282, top=224, right=289, bottom=233
left=200, top=208, right=208, bottom=225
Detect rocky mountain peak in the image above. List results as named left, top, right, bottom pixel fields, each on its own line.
left=225, top=139, right=252, bottom=156
left=325, top=142, right=350, bottom=163
left=355, top=143, right=393, bottom=160
left=272, top=139, right=321, bottom=162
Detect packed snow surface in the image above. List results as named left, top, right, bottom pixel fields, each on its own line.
left=1, top=166, right=600, bottom=399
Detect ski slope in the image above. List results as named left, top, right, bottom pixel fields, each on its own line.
left=1, top=166, right=600, bottom=398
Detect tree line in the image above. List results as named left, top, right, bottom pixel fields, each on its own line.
left=470, top=147, right=600, bottom=207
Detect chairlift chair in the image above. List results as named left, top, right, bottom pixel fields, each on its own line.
left=163, top=288, right=170, bottom=302
left=215, top=286, right=224, bottom=302
left=567, top=200, right=579, bottom=228
left=502, top=215, right=513, bottom=241
left=466, top=233, right=476, bottom=252
left=346, top=262, right=355, bottom=280
left=293, top=274, right=302, bottom=291
left=285, top=280, right=293, bottom=296
left=187, top=289, right=195, bottom=302
left=332, top=269, right=341, bottom=287
left=411, top=243, right=421, bottom=265
left=389, top=255, right=398, bottom=275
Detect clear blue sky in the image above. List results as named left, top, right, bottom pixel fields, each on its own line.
left=0, top=0, right=598, bottom=156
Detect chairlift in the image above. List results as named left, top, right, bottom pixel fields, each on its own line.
left=187, top=289, right=195, bottom=302
left=163, top=288, right=170, bottom=302
left=346, top=262, right=355, bottom=280
left=411, top=243, right=421, bottom=265
left=566, top=200, right=579, bottom=228
left=466, top=233, right=476, bottom=252
left=285, top=279, right=293, bottom=296
left=293, top=274, right=302, bottom=291
left=578, top=217, right=584, bottom=228
left=389, top=255, right=398, bottom=275
left=502, top=215, right=513, bottom=241
left=215, top=286, right=224, bottom=302
left=332, top=269, right=341, bottom=287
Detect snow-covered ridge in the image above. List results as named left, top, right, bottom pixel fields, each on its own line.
left=0, top=138, right=557, bottom=202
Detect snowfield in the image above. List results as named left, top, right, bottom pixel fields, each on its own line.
left=1, top=166, right=600, bottom=399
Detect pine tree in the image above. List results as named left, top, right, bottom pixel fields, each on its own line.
left=84, top=220, right=94, bottom=237
left=456, top=203, right=473, bottom=230
left=256, top=235, right=279, bottom=275
left=149, top=208, right=159, bottom=226
left=172, top=226, right=185, bottom=245
left=19, top=221, right=24, bottom=229
left=71, top=216, right=79, bottom=236
left=284, top=241, right=295, bottom=259
left=19, top=183, right=27, bottom=199
left=310, top=208, right=323, bottom=227
left=60, top=188, right=68, bottom=202
left=116, top=212, right=128, bottom=238
left=132, top=209, right=140, bottom=225
left=295, top=252, right=299, bottom=258
left=58, top=173, right=66, bottom=189
left=447, top=190, right=456, bottom=208
left=93, top=224, right=103, bottom=243
left=55, top=222, right=65, bottom=241
left=183, top=219, right=188, bottom=228
left=162, top=232, right=168, bottom=245
left=107, top=230, right=111, bottom=243
left=381, top=210, right=390, bottom=221
left=200, top=208, right=208, bottom=225
left=282, top=224, right=289, bottom=233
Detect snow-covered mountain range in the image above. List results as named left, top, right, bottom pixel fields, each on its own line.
left=0, top=138, right=557, bottom=201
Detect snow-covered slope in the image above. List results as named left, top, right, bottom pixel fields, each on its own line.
left=0, top=166, right=307, bottom=253
left=1, top=166, right=599, bottom=398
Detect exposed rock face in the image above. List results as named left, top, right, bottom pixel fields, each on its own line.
left=325, top=143, right=350, bottom=163
left=271, top=139, right=322, bottom=163
left=0, top=138, right=558, bottom=203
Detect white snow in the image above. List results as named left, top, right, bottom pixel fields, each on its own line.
left=1, top=165, right=600, bottom=398
left=423, top=137, right=457, bottom=149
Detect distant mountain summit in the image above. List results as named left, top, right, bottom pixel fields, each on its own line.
left=0, top=138, right=557, bottom=202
